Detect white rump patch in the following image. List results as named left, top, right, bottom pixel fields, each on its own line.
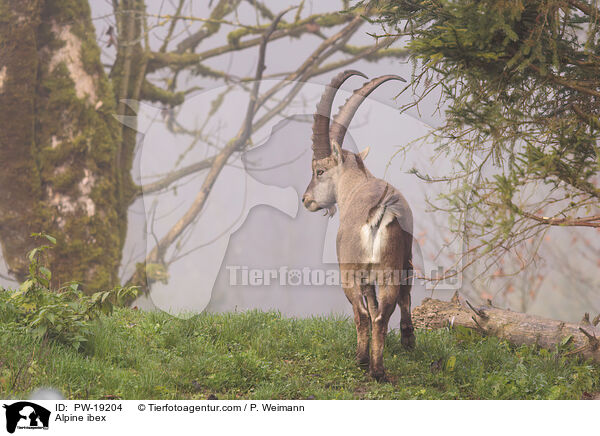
left=360, top=210, right=394, bottom=263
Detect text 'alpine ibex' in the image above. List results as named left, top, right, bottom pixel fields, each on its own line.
left=302, top=70, right=415, bottom=381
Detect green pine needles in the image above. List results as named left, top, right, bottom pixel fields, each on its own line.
left=366, top=0, right=599, bottom=275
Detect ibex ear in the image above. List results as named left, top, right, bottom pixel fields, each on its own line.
left=331, top=140, right=344, bottom=164
left=358, top=147, right=370, bottom=161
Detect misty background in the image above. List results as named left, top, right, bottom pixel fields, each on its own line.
left=1, top=0, right=597, bottom=323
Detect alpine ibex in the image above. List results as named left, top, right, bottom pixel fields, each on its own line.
left=302, top=70, right=415, bottom=381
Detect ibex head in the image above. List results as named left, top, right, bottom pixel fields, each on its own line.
left=302, top=71, right=405, bottom=216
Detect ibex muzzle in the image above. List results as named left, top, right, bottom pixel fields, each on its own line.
left=302, top=70, right=414, bottom=381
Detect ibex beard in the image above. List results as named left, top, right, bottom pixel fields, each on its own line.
left=302, top=70, right=415, bottom=381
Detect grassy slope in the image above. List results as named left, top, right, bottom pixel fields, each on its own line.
left=1, top=308, right=598, bottom=400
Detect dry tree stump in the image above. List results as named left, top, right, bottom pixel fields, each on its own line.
left=412, top=293, right=600, bottom=363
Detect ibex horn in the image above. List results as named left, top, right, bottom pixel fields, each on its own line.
left=311, top=70, right=368, bottom=160
left=330, top=75, right=406, bottom=148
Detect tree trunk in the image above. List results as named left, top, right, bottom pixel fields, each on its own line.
left=0, top=0, right=128, bottom=291
left=412, top=294, right=600, bottom=363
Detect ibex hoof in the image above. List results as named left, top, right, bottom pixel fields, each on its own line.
left=369, top=368, right=387, bottom=382
left=401, top=333, right=416, bottom=350
left=357, top=355, right=370, bottom=369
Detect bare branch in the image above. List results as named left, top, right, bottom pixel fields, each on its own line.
left=158, top=0, right=186, bottom=52
left=133, top=157, right=216, bottom=199
left=519, top=211, right=600, bottom=228
left=254, top=15, right=364, bottom=113
left=138, top=19, right=402, bottom=205
left=140, top=80, right=185, bottom=106
left=567, top=0, right=600, bottom=16
left=140, top=6, right=295, bottom=268
left=176, top=0, right=244, bottom=53
left=125, top=4, right=409, bottom=289
left=146, top=12, right=353, bottom=72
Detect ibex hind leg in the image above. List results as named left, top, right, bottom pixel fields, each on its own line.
left=398, top=265, right=415, bottom=349
left=361, top=283, right=378, bottom=328
left=369, top=284, right=399, bottom=382
left=343, top=284, right=370, bottom=368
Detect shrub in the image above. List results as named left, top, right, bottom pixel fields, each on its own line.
left=0, top=233, right=138, bottom=349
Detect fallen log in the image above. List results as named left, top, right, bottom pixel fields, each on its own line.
left=412, top=293, right=600, bottom=363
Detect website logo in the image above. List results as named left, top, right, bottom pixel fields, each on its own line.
left=3, top=402, right=50, bottom=434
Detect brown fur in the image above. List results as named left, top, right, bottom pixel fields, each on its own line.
left=303, top=151, right=414, bottom=381
left=302, top=71, right=413, bottom=381
left=355, top=153, right=368, bottom=176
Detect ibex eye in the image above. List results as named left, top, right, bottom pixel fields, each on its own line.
left=316, top=169, right=324, bottom=176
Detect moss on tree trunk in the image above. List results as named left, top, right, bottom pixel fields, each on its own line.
left=0, top=0, right=130, bottom=291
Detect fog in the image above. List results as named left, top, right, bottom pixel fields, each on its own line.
left=1, top=1, right=597, bottom=324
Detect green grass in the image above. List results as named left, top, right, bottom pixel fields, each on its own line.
left=1, top=308, right=598, bottom=399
